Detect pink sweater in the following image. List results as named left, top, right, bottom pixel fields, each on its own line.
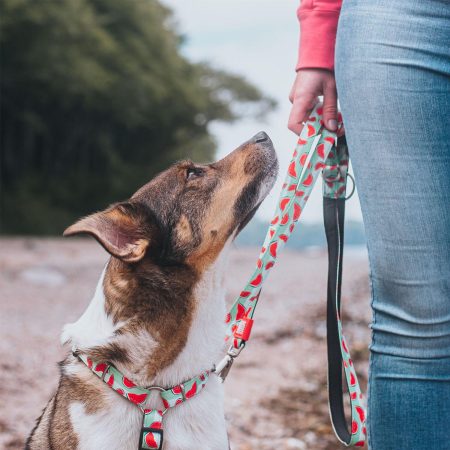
left=296, top=0, right=342, bottom=71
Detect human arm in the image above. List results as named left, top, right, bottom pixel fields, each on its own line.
left=288, top=0, right=342, bottom=135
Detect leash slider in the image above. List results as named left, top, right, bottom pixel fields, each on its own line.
left=234, top=317, right=254, bottom=341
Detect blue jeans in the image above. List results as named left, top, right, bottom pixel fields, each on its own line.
left=335, top=0, right=450, bottom=448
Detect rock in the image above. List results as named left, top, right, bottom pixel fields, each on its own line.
left=286, top=437, right=306, bottom=449
left=20, top=266, right=66, bottom=287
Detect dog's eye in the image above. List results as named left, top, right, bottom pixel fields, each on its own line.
left=186, top=167, right=204, bottom=180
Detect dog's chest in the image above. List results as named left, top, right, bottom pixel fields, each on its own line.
left=70, top=394, right=142, bottom=450
left=69, top=376, right=228, bottom=450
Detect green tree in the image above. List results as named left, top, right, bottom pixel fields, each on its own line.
left=0, top=0, right=275, bottom=234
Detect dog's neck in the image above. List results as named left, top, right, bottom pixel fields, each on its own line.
left=62, top=241, right=231, bottom=388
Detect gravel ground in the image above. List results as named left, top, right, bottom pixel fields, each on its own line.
left=0, top=238, right=371, bottom=450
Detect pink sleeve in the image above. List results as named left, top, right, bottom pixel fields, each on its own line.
left=296, top=0, right=342, bottom=71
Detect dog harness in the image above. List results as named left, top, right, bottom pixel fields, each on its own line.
left=73, top=350, right=209, bottom=449
left=74, top=104, right=366, bottom=448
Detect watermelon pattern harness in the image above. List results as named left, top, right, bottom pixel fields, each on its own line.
left=73, top=350, right=210, bottom=449
left=74, top=104, right=366, bottom=448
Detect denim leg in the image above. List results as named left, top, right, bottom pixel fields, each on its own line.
left=335, top=0, right=450, bottom=448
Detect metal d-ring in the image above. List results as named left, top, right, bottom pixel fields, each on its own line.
left=345, top=173, right=356, bottom=201
left=143, top=385, right=169, bottom=415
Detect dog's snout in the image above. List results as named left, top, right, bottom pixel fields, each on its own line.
left=252, top=131, right=270, bottom=144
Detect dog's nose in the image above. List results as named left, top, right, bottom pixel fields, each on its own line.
left=252, top=131, right=270, bottom=143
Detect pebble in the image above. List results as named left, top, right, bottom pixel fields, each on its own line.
left=286, top=437, right=306, bottom=449
left=20, top=266, right=66, bottom=286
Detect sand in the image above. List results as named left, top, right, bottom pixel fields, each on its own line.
left=0, top=238, right=371, bottom=449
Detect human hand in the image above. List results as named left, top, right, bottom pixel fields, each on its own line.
left=288, top=69, right=343, bottom=136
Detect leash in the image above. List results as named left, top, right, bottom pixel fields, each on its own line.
left=217, top=104, right=367, bottom=447
left=73, top=350, right=209, bottom=450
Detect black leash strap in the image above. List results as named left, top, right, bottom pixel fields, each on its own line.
left=324, top=193, right=350, bottom=443
left=323, top=136, right=365, bottom=446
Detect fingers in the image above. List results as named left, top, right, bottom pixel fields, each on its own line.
left=289, top=81, right=296, bottom=104
left=288, top=69, right=341, bottom=136
left=322, top=79, right=338, bottom=132
left=288, top=95, right=317, bottom=135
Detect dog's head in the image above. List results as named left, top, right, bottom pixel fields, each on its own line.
left=64, top=132, right=278, bottom=270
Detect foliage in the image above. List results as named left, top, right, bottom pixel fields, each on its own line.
left=0, top=0, right=275, bottom=234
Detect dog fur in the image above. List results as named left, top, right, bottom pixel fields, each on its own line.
left=26, top=132, right=278, bottom=450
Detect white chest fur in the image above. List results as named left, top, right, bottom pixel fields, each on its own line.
left=61, top=267, right=120, bottom=349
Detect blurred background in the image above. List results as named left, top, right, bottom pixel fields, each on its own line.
left=0, top=1, right=370, bottom=449
left=0, top=0, right=365, bottom=246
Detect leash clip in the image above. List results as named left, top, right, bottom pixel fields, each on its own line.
left=214, top=342, right=245, bottom=382
left=214, top=354, right=234, bottom=383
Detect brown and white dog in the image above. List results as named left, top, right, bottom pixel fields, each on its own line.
left=26, top=132, right=278, bottom=450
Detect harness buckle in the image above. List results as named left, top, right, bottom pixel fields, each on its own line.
left=139, top=427, right=163, bottom=450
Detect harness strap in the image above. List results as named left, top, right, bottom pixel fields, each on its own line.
left=73, top=350, right=210, bottom=449
left=140, top=409, right=164, bottom=450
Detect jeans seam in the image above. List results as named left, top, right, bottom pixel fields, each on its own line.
left=366, top=237, right=376, bottom=450
left=367, top=351, right=374, bottom=449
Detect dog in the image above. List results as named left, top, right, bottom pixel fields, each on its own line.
left=26, top=131, right=278, bottom=450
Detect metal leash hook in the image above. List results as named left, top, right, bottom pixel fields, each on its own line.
left=214, top=342, right=245, bottom=382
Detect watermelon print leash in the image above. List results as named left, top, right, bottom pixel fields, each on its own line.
left=217, top=104, right=367, bottom=447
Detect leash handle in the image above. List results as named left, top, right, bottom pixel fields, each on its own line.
left=222, top=105, right=367, bottom=447
left=323, top=137, right=366, bottom=447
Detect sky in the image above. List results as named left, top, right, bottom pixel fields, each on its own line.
left=162, top=0, right=363, bottom=223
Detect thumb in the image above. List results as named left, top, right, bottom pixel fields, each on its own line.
left=322, top=81, right=338, bottom=131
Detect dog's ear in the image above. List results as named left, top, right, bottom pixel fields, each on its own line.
left=63, top=202, right=157, bottom=263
